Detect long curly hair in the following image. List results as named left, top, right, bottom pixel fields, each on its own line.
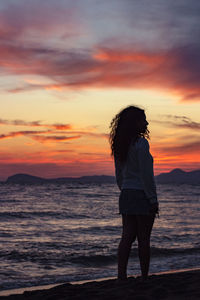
left=109, top=105, right=149, bottom=162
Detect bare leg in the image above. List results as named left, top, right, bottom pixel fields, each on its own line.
left=136, top=215, right=155, bottom=280
left=118, top=215, right=137, bottom=279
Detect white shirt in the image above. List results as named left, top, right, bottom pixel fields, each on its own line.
left=114, top=137, right=158, bottom=204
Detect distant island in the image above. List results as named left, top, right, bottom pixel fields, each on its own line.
left=155, top=168, right=200, bottom=184
left=1, top=168, right=200, bottom=185
left=4, top=174, right=116, bottom=184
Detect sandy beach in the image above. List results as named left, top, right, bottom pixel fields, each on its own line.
left=0, top=268, right=200, bottom=300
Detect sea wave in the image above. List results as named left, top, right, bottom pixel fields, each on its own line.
left=0, top=211, right=90, bottom=219
left=1, top=247, right=200, bottom=267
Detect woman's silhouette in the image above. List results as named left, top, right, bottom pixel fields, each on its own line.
left=109, top=105, right=158, bottom=281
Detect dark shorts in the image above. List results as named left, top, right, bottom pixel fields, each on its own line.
left=119, top=189, right=151, bottom=215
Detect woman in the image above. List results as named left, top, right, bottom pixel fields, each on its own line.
left=109, top=105, right=159, bottom=281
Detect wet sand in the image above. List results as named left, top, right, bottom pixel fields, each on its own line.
left=0, top=268, right=200, bottom=299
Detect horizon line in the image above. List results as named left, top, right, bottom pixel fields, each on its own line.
left=1, top=167, right=200, bottom=182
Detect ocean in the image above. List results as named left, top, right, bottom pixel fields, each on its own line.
left=0, top=182, right=199, bottom=291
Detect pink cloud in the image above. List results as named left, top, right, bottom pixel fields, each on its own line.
left=0, top=1, right=80, bottom=41
left=1, top=42, right=200, bottom=101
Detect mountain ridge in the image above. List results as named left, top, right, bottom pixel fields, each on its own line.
left=155, top=168, right=200, bottom=184
left=1, top=168, right=200, bottom=184
left=4, top=173, right=116, bottom=184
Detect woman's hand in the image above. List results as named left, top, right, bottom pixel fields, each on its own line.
left=150, top=203, right=159, bottom=215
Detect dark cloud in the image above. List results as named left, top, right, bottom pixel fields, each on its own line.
left=0, top=118, right=41, bottom=126
left=166, top=115, right=200, bottom=130
left=0, top=130, right=51, bottom=140
left=0, top=0, right=79, bottom=41
left=153, top=115, right=200, bottom=130
left=161, top=140, right=200, bottom=155
left=31, top=135, right=81, bottom=142
left=0, top=130, right=81, bottom=143
left=121, top=0, right=200, bottom=49
left=51, top=124, right=72, bottom=130
left=0, top=131, right=81, bottom=143
left=0, top=42, right=96, bottom=76
left=0, top=118, right=72, bottom=130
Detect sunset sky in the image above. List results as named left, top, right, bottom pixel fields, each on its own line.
left=0, top=0, right=200, bottom=180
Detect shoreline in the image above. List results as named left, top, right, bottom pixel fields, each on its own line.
left=0, top=267, right=200, bottom=299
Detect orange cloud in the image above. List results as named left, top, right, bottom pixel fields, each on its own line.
left=94, top=49, right=164, bottom=64
left=1, top=40, right=200, bottom=101
left=151, top=137, right=200, bottom=174
left=0, top=127, right=82, bottom=144
left=157, top=141, right=200, bottom=156
left=92, top=47, right=200, bottom=102
left=0, top=130, right=51, bottom=140
left=0, top=118, right=107, bottom=144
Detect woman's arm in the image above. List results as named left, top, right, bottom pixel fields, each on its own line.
left=137, top=138, right=158, bottom=204
left=114, top=157, right=123, bottom=190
